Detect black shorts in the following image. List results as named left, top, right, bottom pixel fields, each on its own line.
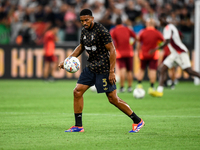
left=77, top=67, right=116, bottom=93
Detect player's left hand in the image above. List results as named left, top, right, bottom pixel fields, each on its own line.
left=109, top=72, right=116, bottom=85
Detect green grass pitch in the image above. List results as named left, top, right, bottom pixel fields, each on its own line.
left=0, top=79, right=200, bottom=150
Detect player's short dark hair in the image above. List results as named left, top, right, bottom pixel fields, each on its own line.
left=116, top=17, right=122, bottom=25
left=80, top=9, right=93, bottom=17
left=159, top=13, right=167, bottom=19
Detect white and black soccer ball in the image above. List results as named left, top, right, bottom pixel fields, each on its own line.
left=64, top=57, right=80, bottom=73
left=133, top=88, right=145, bottom=99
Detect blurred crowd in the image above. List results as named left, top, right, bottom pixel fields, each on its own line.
left=0, top=0, right=195, bottom=49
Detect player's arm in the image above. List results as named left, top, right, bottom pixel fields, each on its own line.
left=157, top=39, right=170, bottom=49
left=129, top=28, right=138, bottom=40
left=149, top=39, right=170, bottom=54
left=55, top=36, right=59, bottom=42
left=136, top=35, right=141, bottom=52
left=128, top=28, right=138, bottom=46
left=69, top=44, right=84, bottom=57
left=150, top=26, right=171, bottom=54
left=136, top=30, right=143, bottom=53
left=58, top=44, right=84, bottom=69
left=105, top=42, right=116, bottom=85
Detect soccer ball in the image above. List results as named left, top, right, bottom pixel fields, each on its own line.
left=133, top=88, right=145, bottom=99
left=90, top=85, right=97, bottom=92
left=64, top=57, right=80, bottom=73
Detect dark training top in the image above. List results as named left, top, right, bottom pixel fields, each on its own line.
left=80, top=22, right=112, bottom=74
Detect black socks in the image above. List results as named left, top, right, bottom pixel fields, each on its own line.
left=75, top=112, right=141, bottom=126
left=129, top=112, right=141, bottom=124
left=75, top=113, right=82, bottom=127
left=150, top=83, right=154, bottom=88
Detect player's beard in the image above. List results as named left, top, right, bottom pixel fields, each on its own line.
left=84, top=22, right=92, bottom=30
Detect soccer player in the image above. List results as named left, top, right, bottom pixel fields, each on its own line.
left=110, top=17, right=137, bottom=93
left=136, top=18, right=164, bottom=94
left=161, top=46, right=177, bottom=90
left=58, top=9, right=144, bottom=133
left=43, top=25, right=59, bottom=81
left=161, top=30, right=183, bottom=90
left=149, top=13, right=200, bottom=97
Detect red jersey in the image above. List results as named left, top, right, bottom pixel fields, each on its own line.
left=44, top=31, right=56, bottom=56
left=110, top=25, right=136, bottom=58
left=163, top=45, right=171, bottom=57
left=138, top=27, right=164, bottom=60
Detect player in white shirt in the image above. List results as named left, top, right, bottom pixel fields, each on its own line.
left=149, top=13, right=200, bottom=97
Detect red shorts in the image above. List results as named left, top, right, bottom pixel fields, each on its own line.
left=140, top=59, right=158, bottom=70
left=44, top=55, right=57, bottom=62
left=116, top=57, right=133, bottom=71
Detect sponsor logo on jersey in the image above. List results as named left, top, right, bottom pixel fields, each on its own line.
left=85, top=46, right=97, bottom=51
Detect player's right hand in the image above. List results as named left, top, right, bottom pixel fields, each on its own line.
left=58, top=61, right=64, bottom=69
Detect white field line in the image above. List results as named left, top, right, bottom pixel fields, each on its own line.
left=0, top=112, right=200, bottom=118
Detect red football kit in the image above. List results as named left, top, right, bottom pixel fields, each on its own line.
left=138, top=27, right=164, bottom=60
left=138, top=27, right=164, bottom=69
left=110, top=25, right=136, bottom=70
left=110, top=25, right=136, bottom=58
left=43, top=30, right=57, bottom=62
left=162, top=45, right=171, bottom=62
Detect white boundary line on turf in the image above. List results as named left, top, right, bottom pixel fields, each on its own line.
left=0, top=112, right=200, bottom=118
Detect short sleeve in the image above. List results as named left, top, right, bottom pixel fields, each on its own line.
left=163, top=25, right=171, bottom=40
left=128, top=28, right=136, bottom=38
left=80, top=29, right=84, bottom=44
left=48, top=33, right=54, bottom=40
left=138, top=29, right=144, bottom=41
left=99, top=25, right=112, bottom=45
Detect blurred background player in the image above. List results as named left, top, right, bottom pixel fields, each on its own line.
left=160, top=45, right=177, bottom=90
left=149, top=13, right=200, bottom=97
left=160, top=30, right=184, bottom=90
left=43, top=25, right=59, bottom=81
left=136, top=18, right=164, bottom=94
left=110, top=17, right=137, bottom=93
